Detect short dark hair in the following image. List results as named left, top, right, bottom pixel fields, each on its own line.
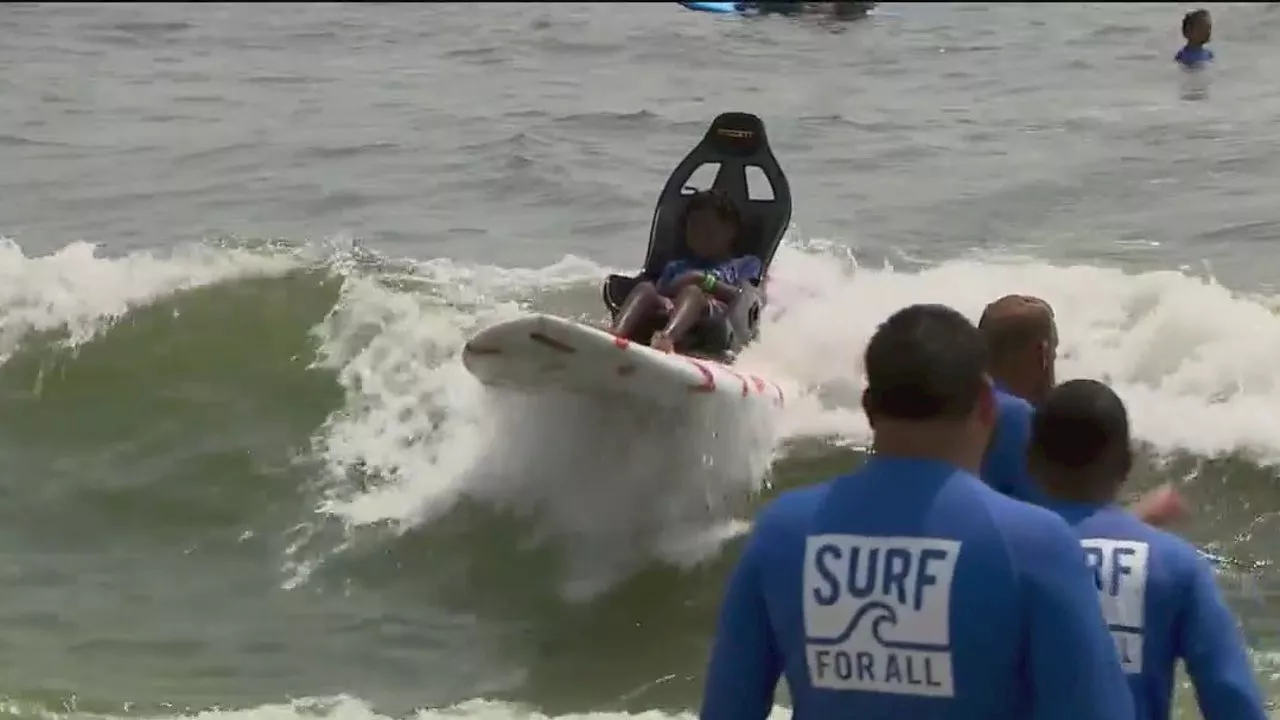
left=1030, top=379, right=1130, bottom=469
left=1183, top=8, right=1209, bottom=36
left=682, top=188, right=741, bottom=232
left=864, top=304, right=988, bottom=420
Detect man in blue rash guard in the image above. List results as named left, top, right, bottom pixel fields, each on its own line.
left=1029, top=379, right=1266, bottom=720
left=978, top=294, right=1188, bottom=525
left=699, top=303, right=1134, bottom=720
left=1175, top=9, right=1214, bottom=68
left=977, top=295, right=1057, bottom=504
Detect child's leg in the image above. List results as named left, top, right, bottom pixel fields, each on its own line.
left=610, top=281, right=667, bottom=340
left=651, top=285, right=710, bottom=352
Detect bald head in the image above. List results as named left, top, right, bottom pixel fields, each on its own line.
left=978, top=295, right=1058, bottom=403
left=979, top=295, right=1056, bottom=358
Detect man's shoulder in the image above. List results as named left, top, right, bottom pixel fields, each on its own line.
left=1080, top=510, right=1194, bottom=550
left=760, top=480, right=830, bottom=516
left=752, top=481, right=832, bottom=537
left=995, top=389, right=1033, bottom=417
left=992, top=390, right=1033, bottom=444
left=929, top=467, right=1070, bottom=544
left=1076, top=509, right=1207, bottom=578
left=1132, top=520, right=1207, bottom=574
left=983, top=485, right=1064, bottom=521
left=983, top=491, right=1080, bottom=556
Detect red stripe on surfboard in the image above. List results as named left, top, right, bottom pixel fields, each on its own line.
left=529, top=332, right=576, bottom=354
left=723, top=367, right=750, bottom=397
left=464, top=343, right=502, bottom=355
left=685, top=358, right=716, bottom=393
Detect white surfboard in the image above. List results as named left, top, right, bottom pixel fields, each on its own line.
left=462, top=313, right=785, bottom=409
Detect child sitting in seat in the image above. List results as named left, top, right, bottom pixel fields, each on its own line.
left=609, top=189, right=763, bottom=353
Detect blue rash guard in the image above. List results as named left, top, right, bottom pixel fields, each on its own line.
left=1044, top=501, right=1267, bottom=720
left=656, top=255, right=762, bottom=295
left=980, top=387, right=1049, bottom=506
left=1175, top=45, right=1214, bottom=67
left=699, top=457, right=1135, bottom=720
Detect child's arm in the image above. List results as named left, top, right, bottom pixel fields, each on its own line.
left=703, top=256, right=763, bottom=301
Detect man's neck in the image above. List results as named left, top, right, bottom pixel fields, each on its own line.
left=1038, top=473, right=1118, bottom=506
left=872, top=421, right=983, bottom=476
left=990, top=367, right=1036, bottom=404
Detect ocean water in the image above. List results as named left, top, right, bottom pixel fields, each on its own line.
left=2, top=2, right=1280, bottom=719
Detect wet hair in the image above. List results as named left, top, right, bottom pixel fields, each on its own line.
left=681, top=188, right=741, bottom=235
left=1183, top=8, right=1209, bottom=37
left=864, top=304, right=989, bottom=421
left=1030, top=379, right=1130, bottom=470
left=978, top=294, right=1056, bottom=361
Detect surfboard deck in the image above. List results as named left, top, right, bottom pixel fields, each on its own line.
left=462, top=313, right=784, bottom=408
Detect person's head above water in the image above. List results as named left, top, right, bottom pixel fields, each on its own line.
left=1183, top=8, right=1212, bottom=46
left=1029, top=378, right=1133, bottom=505
left=863, top=303, right=996, bottom=472
left=978, top=294, right=1058, bottom=405
left=681, top=189, right=741, bottom=261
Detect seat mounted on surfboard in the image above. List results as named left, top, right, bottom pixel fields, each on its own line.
left=601, top=112, right=793, bottom=360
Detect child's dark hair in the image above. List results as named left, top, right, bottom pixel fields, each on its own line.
left=1182, top=8, right=1209, bottom=37
left=682, top=188, right=741, bottom=233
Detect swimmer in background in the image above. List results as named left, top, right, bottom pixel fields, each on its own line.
left=1029, top=379, right=1267, bottom=720
left=750, top=1, right=875, bottom=19
left=826, top=1, right=875, bottom=20
left=1175, top=9, right=1214, bottom=68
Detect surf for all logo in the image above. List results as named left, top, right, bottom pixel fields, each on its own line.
left=803, top=535, right=960, bottom=697
left=1080, top=538, right=1149, bottom=674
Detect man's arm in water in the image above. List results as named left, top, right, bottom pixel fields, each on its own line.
left=699, top=522, right=780, bottom=720
left=1128, top=484, right=1188, bottom=527
left=1018, top=513, right=1136, bottom=720
left=1179, top=551, right=1268, bottom=720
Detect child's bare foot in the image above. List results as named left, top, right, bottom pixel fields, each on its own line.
left=650, top=332, right=675, bottom=353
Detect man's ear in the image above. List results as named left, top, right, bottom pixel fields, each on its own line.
left=977, top=377, right=996, bottom=430
left=862, top=388, right=876, bottom=429
left=1037, top=339, right=1053, bottom=371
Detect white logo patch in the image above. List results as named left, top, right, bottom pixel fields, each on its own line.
left=803, top=535, right=960, bottom=697
left=1080, top=538, right=1150, bottom=674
